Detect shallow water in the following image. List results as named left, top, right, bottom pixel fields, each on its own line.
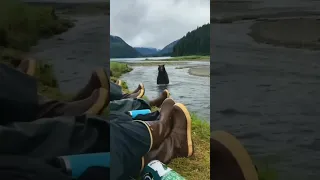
left=31, top=15, right=109, bottom=94
left=120, top=62, right=210, bottom=121
left=211, top=20, right=320, bottom=179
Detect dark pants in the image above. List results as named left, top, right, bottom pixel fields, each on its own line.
left=110, top=112, right=151, bottom=179
left=110, top=82, right=123, bottom=101
left=0, top=63, right=38, bottom=124
left=110, top=98, right=151, bottom=113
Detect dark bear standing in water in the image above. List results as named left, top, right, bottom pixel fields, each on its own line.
left=157, top=64, right=169, bottom=85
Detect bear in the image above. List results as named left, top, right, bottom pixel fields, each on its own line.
left=157, top=64, right=169, bottom=85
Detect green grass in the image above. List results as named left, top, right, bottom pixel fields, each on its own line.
left=110, top=62, right=133, bottom=81
left=0, top=0, right=74, bottom=52
left=145, top=55, right=210, bottom=61
left=0, top=0, right=74, bottom=100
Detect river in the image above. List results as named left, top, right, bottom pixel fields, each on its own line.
left=31, top=15, right=109, bottom=94
left=211, top=1, right=320, bottom=179
left=112, top=58, right=210, bottom=122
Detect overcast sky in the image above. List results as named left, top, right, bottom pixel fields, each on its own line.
left=110, top=0, right=210, bottom=49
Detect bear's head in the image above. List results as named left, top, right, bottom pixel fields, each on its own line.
left=158, top=64, right=166, bottom=72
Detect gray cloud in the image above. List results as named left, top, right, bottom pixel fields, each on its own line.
left=111, top=0, right=210, bottom=49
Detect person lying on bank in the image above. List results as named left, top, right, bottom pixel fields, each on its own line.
left=1, top=59, right=167, bottom=123
left=1, top=59, right=259, bottom=179
left=0, top=59, right=194, bottom=179
left=73, top=66, right=171, bottom=113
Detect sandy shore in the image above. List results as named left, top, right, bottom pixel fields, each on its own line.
left=188, top=66, right=210, bottom=77
left=248, top=18, right=320, bottom=50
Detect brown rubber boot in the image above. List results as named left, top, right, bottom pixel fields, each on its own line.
left=143, top=103, right=194, bottom=165
left=210, top=131, right=259, bottom=180
left=125, top=85, right=145, bottom=99
left=71, top=68, right=108, bottom=101
left=37, top=88, right=108, bottom=118
left=116, top=79, right=122, bottom=86
left=149, top=89, right=170, bottom=107
left=132, top=83, right=144, bottom=94
left=143, top=98, right=176, bottom=151
left=122, top=83, right=145, bottom=98
left=16, top=58, right=37, bottom=76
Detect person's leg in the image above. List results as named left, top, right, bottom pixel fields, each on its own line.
left=110, top=81, right=124, bottom=101
left=109, top=89, right=170, bottom=113
left=109, top=98, right=151, bottom=113
left=36, top=66, right=110, bottom=118
left=143, top=101, right=194, bottom=165
left=71, top=68, right=109, bottom=101
left=0, top=115, right=110, bottom=158
left=0, top=63, right=38, bottom=124
left=0, top=155, right=72, bottom=180
left=110, top=115, right=151, bottom=179
left=121, top=83, right=145, bottom=99
left=210, top=131, right=259, bottom=180
left=36, top=88, right=108, bottom=118
left=111, top=98, right=194, bottom=179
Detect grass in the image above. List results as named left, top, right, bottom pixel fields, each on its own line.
left=145, top=55, right=210, bottom=61
left=110, top=62, right=133, bottom=82
left=0, top=0, right=74, bottom=52
left=0, top=0, right=74, bottom=99
left=111, top=62, right=210, bottom=180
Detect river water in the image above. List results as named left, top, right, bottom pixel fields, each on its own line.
left=31, top=15, right=109, bottom=94
left=113, top=58, right=210, bottom=122
left=211, top=2, right=320, bottom=179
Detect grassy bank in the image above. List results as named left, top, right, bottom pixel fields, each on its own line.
left=0, top=0, right=75, bottom=98
left=0, top=0, right=74, bottom=63
left=145, top=55, right=210, bottom=61
left=111, top=62, right=210, bottom=180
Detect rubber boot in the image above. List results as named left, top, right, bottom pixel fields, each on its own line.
left=149, top=89, right=170, bottom=107
left=16, top=58, right=37, bottom=76
left=71, top=68, right=108, bottom=101
left=144, top=103, right=194, bottom=165
left=122, top=83, right=145, bottom=99
left=37, top=88, right=108, bottom=118
left=116, top=79, right=122, bottom=86
left=143, top=98, right=176, bottom=150
left=210, top=131, right=259, bottom=180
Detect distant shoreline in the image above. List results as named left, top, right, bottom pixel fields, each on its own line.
left=248, top=17, right=320, bottom=50
left=188, top=66, right=210, bottom=77
left=26, top=1, right=110, bottom=15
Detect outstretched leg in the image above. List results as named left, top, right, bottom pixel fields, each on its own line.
left=210, top=131, right=259, bottom=180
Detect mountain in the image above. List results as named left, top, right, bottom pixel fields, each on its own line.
left=134, top=47, right=159, bottom=56
left=110, top=35, right=141, bottom=58
left=172, top=23, right=210, bottom=56
left=157, top=39, right=179, bottom=56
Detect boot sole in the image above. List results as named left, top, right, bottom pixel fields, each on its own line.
left=26, top=58, right=36, bottom=77
left=174, top=103, right=193, bottom=157
left=85, top=88, right=108, bottom=115
left=137, top=88, right=145, bottom=98
left=96, top=68, right=108, bottom=90
left=116, top=79, right=122, bottom=86
left=132, top=83, right=144, bottom=94
left=211, top=131, right=259, bottom=180
left=164, top=89, right=170, bottom=98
